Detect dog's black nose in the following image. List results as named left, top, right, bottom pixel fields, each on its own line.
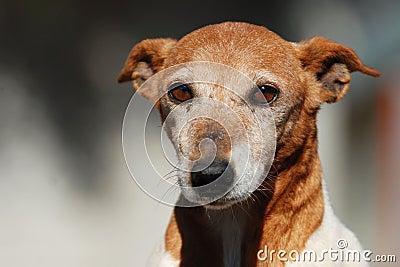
left=191, top=160, right=234, bottom=187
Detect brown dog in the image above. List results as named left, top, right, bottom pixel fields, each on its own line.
left=118, top=22, right=379, bottom=267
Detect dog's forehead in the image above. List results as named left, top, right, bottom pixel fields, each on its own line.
left=167, top=22, right=300, bottom=82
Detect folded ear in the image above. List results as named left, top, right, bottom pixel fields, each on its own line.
left=117, top=38, right=177, bottom=91
left=297, top=36, right=380, bottom=103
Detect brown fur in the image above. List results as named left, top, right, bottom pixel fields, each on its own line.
left=118, top=22, right=379, bottom=267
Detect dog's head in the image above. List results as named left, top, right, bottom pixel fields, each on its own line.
left=118, top=22, right=379, bottom=209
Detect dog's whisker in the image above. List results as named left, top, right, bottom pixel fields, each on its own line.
left=237, top=201, right=251, bottom=218
left=159, top=180, right=181, bottom=203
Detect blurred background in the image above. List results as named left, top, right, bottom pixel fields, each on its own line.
left=0, top=0, right=399, bottom=266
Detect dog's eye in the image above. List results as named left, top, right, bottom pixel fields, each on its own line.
left=168, top=84, right=193, bottom=103
left=252, top=84, right=279, bottom=105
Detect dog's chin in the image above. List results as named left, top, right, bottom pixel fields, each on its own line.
left=181, top=189, right=250, bottom=210
left=203, top=198, right=243, bottom=210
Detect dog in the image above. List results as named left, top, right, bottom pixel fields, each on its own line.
left=118, top=22, right=379, bottom=267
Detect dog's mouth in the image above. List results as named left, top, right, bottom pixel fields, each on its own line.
left=205, top=200, right=238, bottom=209
left=203, top=194, right=251, bottom=209
left=180, top=187, right=248, bottom=209
left=179, top=160, right=237, bottom=206
left=176, top=159, right=259, bottom=208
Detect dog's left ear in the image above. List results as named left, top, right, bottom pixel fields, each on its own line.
left=117, top=38, right=177, bottom=96
left=297, top=36, right=380, bottom=103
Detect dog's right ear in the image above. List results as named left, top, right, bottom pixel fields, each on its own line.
left=296, top=37, right=380, bottom=104
left=117, top=38, right=177, bottom=91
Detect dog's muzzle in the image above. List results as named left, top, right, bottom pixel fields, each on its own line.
left=191, top=160, right=234, bottom=189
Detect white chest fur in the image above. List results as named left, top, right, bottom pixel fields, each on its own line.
left=148, top=181, right=368, bottom=267
left=286, top=182, right=368, bottom=267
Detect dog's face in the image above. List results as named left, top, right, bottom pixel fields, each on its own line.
left=118, top=22, right=379, bottom=208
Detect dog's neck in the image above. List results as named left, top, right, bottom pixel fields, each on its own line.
left=214, top=208, right=246, bottom=267
left=165, top=128, right=325, bottom=267
left=168, top=198, right=267, bottom=267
